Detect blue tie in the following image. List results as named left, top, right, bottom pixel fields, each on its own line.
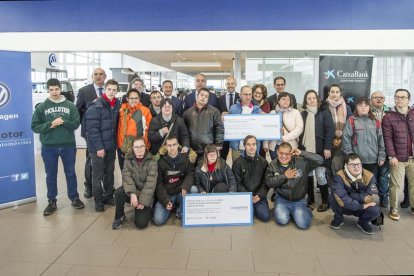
left=229, top=93, right=234, bottom=109
left=98, top=87, right=103, bottom=96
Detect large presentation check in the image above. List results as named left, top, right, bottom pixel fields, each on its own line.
left=183, top=193, right=253, bottom=227
left=223, top=113, right=282, bottom=141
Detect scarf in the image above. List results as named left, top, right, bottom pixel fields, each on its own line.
left=102, top=93, right=116, bottom=108
left=327, top=97, right=347, bottom=138
left=344, top=165, right=362, bottom=182
left=302, top=106, right=317, bottom=153
left=275, top=105, right=291, bottom=113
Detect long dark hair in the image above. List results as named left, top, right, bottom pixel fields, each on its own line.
left=202, top=144, right=220, bottom=171
left=354, top=97, right=375, bottom=120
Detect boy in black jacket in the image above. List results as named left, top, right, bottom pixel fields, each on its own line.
left=233, top=135, right=269, bottom=222
left=153, top=136, right=195, bottom=225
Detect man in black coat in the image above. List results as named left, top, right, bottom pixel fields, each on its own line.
left=131, top=78, right=151, bottom=107
left=153, top=136, right=195, bottom=225
left=217, top=76, right=240, bottom=160
left=266, top=76, right=297, bottom=110
left=162, top=80, right=184, bottom=116
left=183, top=73, right=218, bottom=111
left=76, top=67, right=106, bottom=198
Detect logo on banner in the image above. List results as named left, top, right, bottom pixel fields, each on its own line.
left=48, top=53, right=57, bottom=67
left=0, top=82, right=11, bottom=109
left=324, top=70, right=335, bottom=79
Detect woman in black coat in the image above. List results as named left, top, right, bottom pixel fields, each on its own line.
left=299, top=90, right=335, bottom=212
left=148, top=98, right=190, bottom=155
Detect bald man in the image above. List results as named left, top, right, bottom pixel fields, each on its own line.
left=183, top=73, right=218, bottom=111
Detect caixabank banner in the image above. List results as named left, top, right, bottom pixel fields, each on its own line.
left=319, top=55, right=373, bottom=111
left=0, top=50, right=36, bottom=208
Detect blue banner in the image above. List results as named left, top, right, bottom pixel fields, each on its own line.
left=0, top=50, right=36, bottom=208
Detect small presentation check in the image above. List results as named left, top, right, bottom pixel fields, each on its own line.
left=183, top=193, right=253, bottom=227
left=223, top=113, right=282, bottom=141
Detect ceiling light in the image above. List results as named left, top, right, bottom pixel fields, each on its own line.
left=200, top=72, right=230, bottom=76
left=170, top=62, right=221, bottom=67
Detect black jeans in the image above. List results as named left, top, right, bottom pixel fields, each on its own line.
left=90, top=150, right=116, bottom=203
left=84, top=144, right=93, bottom=189
left=114, top=187, right=152, bottom=229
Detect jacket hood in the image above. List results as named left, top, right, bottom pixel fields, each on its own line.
left=156, top=144, right=197, bottom=164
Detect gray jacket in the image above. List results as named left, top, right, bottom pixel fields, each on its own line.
left=342, top=115, right=386, bottom=164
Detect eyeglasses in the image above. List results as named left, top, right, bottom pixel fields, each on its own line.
left=394, top=96, right=409, bottom=100
left=275, top=84, right=285, bottom=86
left=207, top=151, right=217, bottom=156
left=371, top=97, right=384, bottom=100
left=128, top=97, right=139, bottom=100
left=166, top=143, right=178, bottom=148
left=278, top=152, right=291, bottom=157
left=133, top=145, right=146, bottom=149
left=254, top=91, right=263, bottom=95
left=347, top=163, right=362, bottom=169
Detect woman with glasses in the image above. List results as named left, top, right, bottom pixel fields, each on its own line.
left=148, top=98, right=190, bottom=155
left=117, top=88, right=153, bottom=170
left=342, top=97, right=386, bottom=178
left=329, top=153, right=381, bottom=235
left=112, top=137, right=157, bottom=229
left=194, top=144, right=237, bottom=193
left=299, top=90, right=335, bottom=212
left=252, top=84, right=271, bottom=113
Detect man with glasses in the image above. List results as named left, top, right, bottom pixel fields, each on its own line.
left=131, top=78, right=151, bottom=107
left=267, top=76, right=297, bottom=110
left=329, top=153, right=380, bottom=235
left=370, top=91, right=391, bottom=208
left=265, top=142, right=323, bottom=229
left=382, top=89, right=414, bottom=220
left=153, top=136, right=195, bottom=225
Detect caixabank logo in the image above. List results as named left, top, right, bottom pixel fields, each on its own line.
left=325, top=69, right=370, bottom=83
left=0, top=82, right=12, bottom=109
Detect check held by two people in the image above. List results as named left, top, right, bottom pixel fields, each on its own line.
left=223, top=113, right=282, bottom=141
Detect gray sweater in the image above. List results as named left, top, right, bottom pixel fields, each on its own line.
left=342, top=115, right=386, bottom=164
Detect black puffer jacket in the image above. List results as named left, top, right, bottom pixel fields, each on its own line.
left=265, top=151, right=323, bottom=201
left=232, top=152, right=269, bottom=199
left=156, top=152, right=194, bottom=207
left=299, top=108, right=335, bottom=167
left=195, top=158, right=237, bottom=193
left=85, top=97, right=120, bottom=152
left=148, top=113, right=190, bottom=154
left=182, top=105, right=224, bottom=153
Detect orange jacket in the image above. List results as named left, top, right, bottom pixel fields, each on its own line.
left=117, top=102, right=152, bottom=150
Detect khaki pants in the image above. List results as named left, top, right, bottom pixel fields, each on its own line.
left=389, top=158, right=414, bottom=209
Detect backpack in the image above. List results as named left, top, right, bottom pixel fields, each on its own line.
left=348, top=116, right=381, bottom=146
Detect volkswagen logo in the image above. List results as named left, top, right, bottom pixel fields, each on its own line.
left=48, top=53, right=57, bottom=67
left=0, top=82, right=11, bottom=109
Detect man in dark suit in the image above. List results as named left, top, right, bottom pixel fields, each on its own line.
left=131, top=78, right=151, bottom=107
left=183, top=73, right=218, bottom=111
left=266, top=76, right=297, bottom=110
left=162, top=80, right=184, bottom=116
left=76, top=67, right=106, bottom=198
left=218, top=76, right=240, bottom=160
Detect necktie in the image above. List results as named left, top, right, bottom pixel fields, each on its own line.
left=98, top=87, right=103, bottom=97
left=229, top=93, right=234, bottom=109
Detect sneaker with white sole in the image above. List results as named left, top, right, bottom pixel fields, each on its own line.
left=112, top=215, right=127, bottom=230
left=389, top=208, right=400, bottom=220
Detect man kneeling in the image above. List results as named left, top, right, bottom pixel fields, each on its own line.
left=330, top=153, right=381, bottom=235
left=153, top=136, right=195, bottom=225
left=265, top=142, right=323, bottom=229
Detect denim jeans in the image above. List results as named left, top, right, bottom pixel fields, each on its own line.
left=153, top=193, right=183, bottom=225
left=41, top=145, right=79, bottom=202
left=274, top=195, right=312, bottom=229
left=254, top=197, right=270, bottom=222
left=377, top=160, right=390, bottom=205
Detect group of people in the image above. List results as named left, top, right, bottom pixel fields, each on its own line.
left=31, top=68, right=414, bottom=235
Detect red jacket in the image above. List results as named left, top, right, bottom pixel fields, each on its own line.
left=382, top=107, right=414, bottom=162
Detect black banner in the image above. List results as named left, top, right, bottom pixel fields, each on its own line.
left=319, top=55, right=373, bottom=111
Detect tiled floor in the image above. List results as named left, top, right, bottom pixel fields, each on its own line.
left=0, top=149, right=413, bottom=275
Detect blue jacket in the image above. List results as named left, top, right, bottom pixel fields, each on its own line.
left=85, top=97, right=120, bottom=152
left=331, top=169, right=378, bottom=211
left=228, top=102, right=262, bottom=150
left=169, top=96, right=184, bottom=116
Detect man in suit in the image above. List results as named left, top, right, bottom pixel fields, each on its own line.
left=218, top=76, right=240, bottom=160
left=76, top=67, right=106, bottom=199
left=132, top=78, right=151, bottom=107
left=183, top=73, right=218, bottom=111
left=266, top=76, right=297, bottom=110
left=162, top=80, right=184, bottom=116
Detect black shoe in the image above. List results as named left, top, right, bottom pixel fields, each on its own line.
left=103, top=198, right=115, bottom=206
left=330, top=218, right=344, bottom=230
left=71, top=199, right=85, bottom=209
left=357, top=221, right=373, bottom=235
left=95, top=203, right=104, bottom=212
left=84, top=186, right=92, bottom=199
left=43, top=201, right=57, bottom=216
left=317, top=202, right=330, bottom=212
left=112, top=215, right=127, bottom=230
left=400, top=199, right=409, bottom=208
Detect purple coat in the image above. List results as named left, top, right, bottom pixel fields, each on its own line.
left=382, top=107, right=414, bottom=162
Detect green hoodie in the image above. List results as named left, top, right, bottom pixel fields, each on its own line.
left=31, top=96, right=80, bottom=146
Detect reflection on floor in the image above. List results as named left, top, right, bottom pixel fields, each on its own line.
left=0, top=149, right=413, bottom=275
